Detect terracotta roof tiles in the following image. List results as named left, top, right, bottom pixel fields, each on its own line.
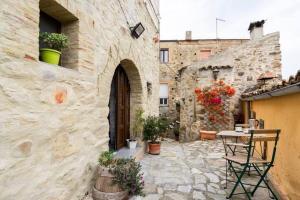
left=242, top=70, right=300, bottom=98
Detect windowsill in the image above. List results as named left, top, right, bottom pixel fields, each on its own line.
left=38, top=60, right=78, bottom=73
left=159, top=105, right=169, bottom=107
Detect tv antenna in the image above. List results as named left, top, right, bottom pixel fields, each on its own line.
left=216, top=18, right=226, bottom=39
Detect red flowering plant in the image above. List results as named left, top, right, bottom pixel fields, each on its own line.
left=195, top=80, right=235, bottom=128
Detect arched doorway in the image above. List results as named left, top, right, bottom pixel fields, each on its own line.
left=109, top=65, right=131, bottom=150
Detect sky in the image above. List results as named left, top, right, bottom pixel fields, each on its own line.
left=159, top=0, right=300, bottom=79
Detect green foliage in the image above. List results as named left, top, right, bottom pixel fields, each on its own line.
left=173, top=126, right=179, bottom=136
left=110, top=158, right=145, bottom=196
left=98, top=151, right=114, bottom=167
left=132, top=108, right=145, bottom=140
left=39, top=32, right=68, bottom=51
left=143, top=116, right=169, bottom=143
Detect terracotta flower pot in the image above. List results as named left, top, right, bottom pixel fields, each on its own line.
left=148, top=142, right=161, bottom=155
left=199, top=130, right=217, bottom=140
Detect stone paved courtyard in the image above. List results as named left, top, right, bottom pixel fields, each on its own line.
left=133, top=139, right=272, bottom=200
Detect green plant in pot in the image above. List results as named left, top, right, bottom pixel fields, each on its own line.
left=94, top=151, right=130, bottom=200
left=93, top=151, right=145, bottom=199
left=110, top=158, right=145, bottom=197
left=128, top=108, right=145, bottom=149
left=39, top=32, right=68, bottom=65
left=143, top=116, right=169, bottom=155
left=98, top=151, right=115, bottom=168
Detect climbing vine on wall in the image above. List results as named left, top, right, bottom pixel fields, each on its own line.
left=194, top=80, right=235, bottom=126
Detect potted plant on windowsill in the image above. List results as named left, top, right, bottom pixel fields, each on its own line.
left=143, top=116, right=169, bottom=155
left=127, top=108, right=145, bottom=149
left=39, top=32, right=68, bottom=65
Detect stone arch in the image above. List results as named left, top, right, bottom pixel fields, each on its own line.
left=106, top=58, right=144, bottom=149
left=119, top=59, right=144, bottom=134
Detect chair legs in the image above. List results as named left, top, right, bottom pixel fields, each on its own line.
left=225, top=158, right=228, bottom=189
left=252, top=164, right=278, bottom=200
left=226, top=161, right=252, bottom=200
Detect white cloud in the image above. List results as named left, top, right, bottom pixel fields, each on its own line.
left=160, top=0, right=300, bottom=78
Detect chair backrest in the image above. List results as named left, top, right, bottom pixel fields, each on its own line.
left=246, top=129, right=280, bottom=164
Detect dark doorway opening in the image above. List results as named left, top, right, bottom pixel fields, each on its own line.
left=108, top=65, right=131, bottom=150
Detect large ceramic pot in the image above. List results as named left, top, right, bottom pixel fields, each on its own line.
left=40, top=48, right=61, bottom=65
left=199, top=130, right=217, bottom=140
left=92, top=187, right=128, bottom=200
left=93, top=166, right=128, bottom=200
left=148, top=142, right=161, bottom=155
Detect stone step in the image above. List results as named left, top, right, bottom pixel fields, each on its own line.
left=114, top=145, right=145, bottom=161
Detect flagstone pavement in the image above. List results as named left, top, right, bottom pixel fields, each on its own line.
left=132, top=139, right=272, bottom=200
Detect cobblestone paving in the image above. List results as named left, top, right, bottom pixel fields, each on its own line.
left=133, top=139, right=272, bottom=200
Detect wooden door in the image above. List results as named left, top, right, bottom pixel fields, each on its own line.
left=115, top=66, right=130, bottom=150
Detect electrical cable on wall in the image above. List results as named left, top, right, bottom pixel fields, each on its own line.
left=117, top=0, right=131, bottom=29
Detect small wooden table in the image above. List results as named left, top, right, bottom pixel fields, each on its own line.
left=217, top=130, right=249, bottom=138
left=217, top=130, right=271, bottom=157
left=217, top=130, right=249, bottom=156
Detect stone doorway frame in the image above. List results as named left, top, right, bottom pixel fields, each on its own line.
left=107, top=59, right=144, bottom=150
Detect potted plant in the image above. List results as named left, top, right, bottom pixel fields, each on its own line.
left=110, top=158, right=145, bottom=197
left=127, top=108, right=145, bottom=149
left=143, top=116, right=169, bottom=155
left=39, top=32, right=68, bottom=65
left=93, top=151, right=128, bottom=200
left=194, top=80, right=235, bottom=140
left=93, top=151, right=145, bottom=200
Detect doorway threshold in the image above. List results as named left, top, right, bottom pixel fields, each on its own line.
left=114, top=145, right=144, bottom=161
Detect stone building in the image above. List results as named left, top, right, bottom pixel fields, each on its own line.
left=159, top=31, right=249, bottom=125
left=178, top=21, right=282, bottom=142
left=0, top=0, right=159, bottom=199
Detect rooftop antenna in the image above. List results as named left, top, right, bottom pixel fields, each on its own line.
left=216, top=18, right=226, bottom=39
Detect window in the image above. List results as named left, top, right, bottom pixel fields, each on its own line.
left=39, top=0, right=79, bottom=69
left=159, top=83, right=168, bottom=106
left=199, top=49, right=211, bottom=60
left=160, top=49, right=169, bottom=63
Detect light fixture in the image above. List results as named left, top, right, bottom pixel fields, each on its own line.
left=212, top=68, right=220, bottom=80
left=131, top=22, right=145, bottom=39
left=147, top=81, right=152, bottom=94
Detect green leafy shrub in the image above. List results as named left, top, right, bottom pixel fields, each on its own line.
left=110, top=158, right=145, bottom=196
left=143, top=116, right=169, bottom=143
left=39, top=32, right=68, bottom=51
left=132, top=108, right=145, bottom=140
left=98, top=151, right=114, bottom=167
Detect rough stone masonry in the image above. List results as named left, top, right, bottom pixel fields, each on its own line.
left=159, top=36, right=249, bottom=125
left=0, top=0, right=160, bottom=199
left=178, top=23, right=281, bottom=142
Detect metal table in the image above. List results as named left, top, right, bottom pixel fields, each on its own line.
left=217, top=130, right=250, bottom=156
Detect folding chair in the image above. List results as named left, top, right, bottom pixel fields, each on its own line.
left=224, top=129, right=280, bottom=199
left=227, top=124, right=250, bottom=155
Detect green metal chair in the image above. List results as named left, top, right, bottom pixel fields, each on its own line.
left=224, top=129, right=280, bottom=199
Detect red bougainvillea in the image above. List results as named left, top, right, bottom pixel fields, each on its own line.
left=195, top=80, right=235, bottom=125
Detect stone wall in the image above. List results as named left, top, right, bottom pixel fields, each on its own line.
left=179, top=32, right=281, bottom=142
left=159, top=39, right=249, bottom=138
left=0, top=0, right=159, bottom=199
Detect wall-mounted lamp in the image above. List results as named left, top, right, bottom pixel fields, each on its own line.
left=147, top=81, right=152, bottom=95
left=212, top=69, right=220, bottom=80
left=131, top=22, right=145, bottom=39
